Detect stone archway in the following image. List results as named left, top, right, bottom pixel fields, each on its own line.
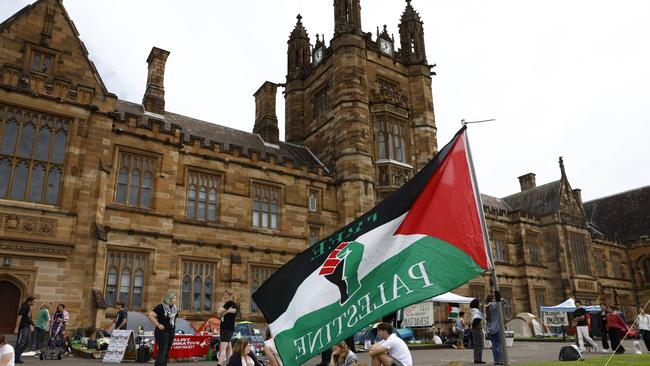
left=0, top=279, right=22, bottom=333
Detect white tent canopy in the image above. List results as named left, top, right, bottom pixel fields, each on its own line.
left=430, top=292, right=474, bottom=304
left=540, top=298, right=601, bottom=312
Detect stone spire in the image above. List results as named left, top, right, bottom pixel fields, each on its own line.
left=399, top=0, right=427, bottom=64
left=287, top=14, right=311, bottom=81
left=334, top=0, right=362, bottom=36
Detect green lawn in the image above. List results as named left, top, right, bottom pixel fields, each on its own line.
left=521, top=354, right=650, bottom=366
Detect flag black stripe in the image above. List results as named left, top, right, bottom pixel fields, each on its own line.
left=253, top=126, right=467, bottom=324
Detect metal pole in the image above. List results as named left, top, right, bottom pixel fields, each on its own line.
left=462, top=122, right=509, bottom=366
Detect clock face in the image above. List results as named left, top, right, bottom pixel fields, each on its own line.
left=379, top=39, right=393, bottom=55
left=313, top=48, right=323, bottom=65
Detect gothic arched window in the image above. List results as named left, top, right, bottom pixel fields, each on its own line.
left=186, top=171, right=220, bottom=221
left=0, top=105, right=69, bottom=205
left=252, top=183, right=281, bottom=230
left=105, top=252, right=147, bottom=309
left=114, top=151, right=157, bottom=208
left=180, top=261, right=216, bottom=313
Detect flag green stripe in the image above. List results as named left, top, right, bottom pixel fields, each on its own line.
left=274, top=236, right=484, bottom=366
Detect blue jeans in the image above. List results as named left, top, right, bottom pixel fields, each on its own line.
left=489, top=332, right=503, bottom=363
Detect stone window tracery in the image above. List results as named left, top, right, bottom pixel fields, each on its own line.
left=308, top=226, right=320, bottom=246
left=469, top=284, right=485, bottom=301
left=115, top=151, right=155, bottom=208
left=594, top=250, right=607, bottom=276
left=643, top=258, right=650, bottom=284
left=0, top=105, right=69, bottom=205
left=313, top=86, right=329, bottom=119
left=250, top=266, right=277, bottom=313
left=569, top=234, right=589, bottom=275
left=491, top=230, right=508, bottom=263
left=376, top=120, right=406, bottom=162
left=30, top=50, right=54, bottom=74
left=527, top=232, right=542, bottom=265
left=105, top=251, right=147, bottom=309
left=611, top=252, right=625, bottom=279
left=180, top=260, right=215, bottom=312
left=252, top=183, right=280, bottom=229
left=186, top=171, right=219, bottom=221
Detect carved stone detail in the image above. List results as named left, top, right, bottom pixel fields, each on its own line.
left=0, top=242, right=71, bottom=260
left=0, top=214, right=57, bottom=235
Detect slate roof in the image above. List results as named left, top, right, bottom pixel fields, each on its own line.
left=115, top=100, right=327, bottom=172
left=502, top=180, right=562, bottom=217
left=584, top=186, right=650, bottom=242
left=481, top=194, right=512, bottom=211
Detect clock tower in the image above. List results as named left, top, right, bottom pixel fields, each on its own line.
left=284, top=0, right=438, bottom=225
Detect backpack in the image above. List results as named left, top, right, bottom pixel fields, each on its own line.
left=559, top=345, right=583, bottom=361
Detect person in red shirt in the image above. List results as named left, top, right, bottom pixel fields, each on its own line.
left=606, top=305, right=628, bottom=354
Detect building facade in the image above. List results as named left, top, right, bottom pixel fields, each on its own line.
left=0, top=0, right=647, bottom=334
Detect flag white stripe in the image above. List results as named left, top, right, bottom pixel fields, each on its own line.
left=270, top=213, right=428, bottom=334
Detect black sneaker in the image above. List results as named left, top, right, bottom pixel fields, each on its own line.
left=474, top=361, right=486, bottom=364
left=15, top=360, right=25, bottom=364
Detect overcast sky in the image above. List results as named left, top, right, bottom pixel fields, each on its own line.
left=2, top=0, right=649, bottom=201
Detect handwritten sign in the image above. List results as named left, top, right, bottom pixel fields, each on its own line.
left=401, top=301, right=434, bottom=327
left=102, top=330, right=135, bottom=363
left=542, top=311, right=568, bottom=326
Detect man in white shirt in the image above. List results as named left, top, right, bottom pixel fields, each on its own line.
left=0, top=335, right=15, bottom=366
left=368, top=323, right=412, bottom=366
left=637, top=309, right=650, bottom=353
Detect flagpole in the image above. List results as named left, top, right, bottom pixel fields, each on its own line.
left=461, top=120, right=509, bottom=366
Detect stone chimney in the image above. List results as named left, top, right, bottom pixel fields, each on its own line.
left=253, top=81, right=279, bottom=144
left=142, top=47, right=170, bottom=115
left=518, top=173, right=536, bottom=191
left=573, top=188, right=582, bottom=204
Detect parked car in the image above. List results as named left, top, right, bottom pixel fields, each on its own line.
left=354, top=323, right=416, bottom=346
left=230, top=321, right=267, bottom=362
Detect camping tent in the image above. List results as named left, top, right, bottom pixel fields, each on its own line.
left=506, top=313, right=545, bottom=337
left=125, top=311, right=196, bottom=334
left=430, top=292, right=474, bottom=304
left=540, top=298, right=601, bottom=313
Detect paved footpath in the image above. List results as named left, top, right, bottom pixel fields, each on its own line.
left=16, top=340, right=642, bottom=365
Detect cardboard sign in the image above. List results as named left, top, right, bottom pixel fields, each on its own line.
left=102, top=330, right=135, bottom=363
left=153, top=335, right=212, bottom=359
left=542, top=311, right=569, bottom=326
left=401, top=301, right=434, bottom=327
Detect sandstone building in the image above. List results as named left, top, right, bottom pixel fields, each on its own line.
left=0, top=0, right=647, bottom=334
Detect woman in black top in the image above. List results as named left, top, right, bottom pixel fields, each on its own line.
left=217, top=289, right=238, bottom=366
left=148, top=292, right=178, bottom=366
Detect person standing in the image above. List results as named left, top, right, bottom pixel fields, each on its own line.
left=368, top=322, right=412, bottom=366
left=597, top=304, right=610, bottom=353
left=113, top=302, right=128, bottom=332
left=455, top=311, right=467, bottom=349
left=469, top=298, right=485, bottom=364
left=637, top=308, right=650, bottom=353
left=148, top=292, right=178, bottom=366
left=574, top=300, right=598, bottom=352
left=485, top=295, right=504, bottom=365
left=33, top=301, right=51, bottom=354
left=13, top=296, right=35, bottom=364
left=217, top=290, right=238, bottom=366
left=606, top=305, right=628, bottom=354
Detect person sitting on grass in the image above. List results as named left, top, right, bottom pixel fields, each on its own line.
left=368, top=322, right=412, bottom=366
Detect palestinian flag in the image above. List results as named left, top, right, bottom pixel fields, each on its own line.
left=448, top=303, right=460, bottom=319
left=253, top=127, right=492, bottom=365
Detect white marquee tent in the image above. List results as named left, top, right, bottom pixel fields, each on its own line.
left=540, top=298, right=601, bottom=313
